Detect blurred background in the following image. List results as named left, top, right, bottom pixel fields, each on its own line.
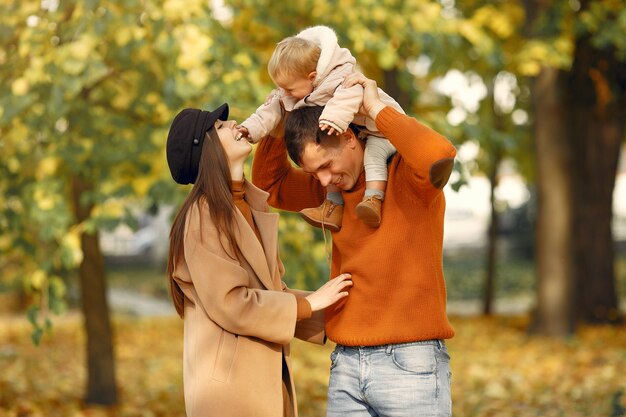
left=1, top=0, right=625, bottom=416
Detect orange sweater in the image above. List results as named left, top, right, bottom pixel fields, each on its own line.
left=252, top=108, right=456, bottom=346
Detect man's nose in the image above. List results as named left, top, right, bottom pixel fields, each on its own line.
left=317, top=171, right=332, bottom=187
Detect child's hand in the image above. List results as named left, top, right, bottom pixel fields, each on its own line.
left=319, top=123, right=339, bottom=136
left=235, top=125, right=250, bottom=141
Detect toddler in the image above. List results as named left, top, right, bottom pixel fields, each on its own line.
left=237, top=25, right=405, bottom=230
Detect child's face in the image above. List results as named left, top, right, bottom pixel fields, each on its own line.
left=277, top=72, right=316, bottom=100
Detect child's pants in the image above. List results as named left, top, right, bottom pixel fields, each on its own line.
left=364, top=135, right=396, bottom=182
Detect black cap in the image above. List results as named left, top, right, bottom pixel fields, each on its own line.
left=166, top=103, right=229, bottom=184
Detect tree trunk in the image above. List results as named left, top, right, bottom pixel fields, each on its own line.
left=531, top=67, right=576, bottom=336
left=483, top=149, right=501, bottom=316
left=383, top=68, right=412, bottom=111
left=70, top=176, right=118, bottom=405
left=568, top=35, right=626, bottom=324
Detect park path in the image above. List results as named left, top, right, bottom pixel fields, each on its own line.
left=107, top=287, right=536, bottom=317
left=108, top=288, right=176, bottom=316
left=107, top=288, right=626, bottom=318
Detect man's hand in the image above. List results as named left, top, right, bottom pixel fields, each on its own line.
left=342, top=73, right=386, bottom=120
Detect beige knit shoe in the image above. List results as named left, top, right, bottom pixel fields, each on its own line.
left=299, top=200, right=343, bottom=232
left=355, top=195, right=383, bottom=228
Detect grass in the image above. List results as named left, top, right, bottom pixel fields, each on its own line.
left=1, top=314, right=625, bottom=417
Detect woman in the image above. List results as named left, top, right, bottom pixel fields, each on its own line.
left=165, top=103, right=352, bottom=417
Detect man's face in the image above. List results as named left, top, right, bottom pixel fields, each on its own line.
left=299, top=131, right=364, bottom=191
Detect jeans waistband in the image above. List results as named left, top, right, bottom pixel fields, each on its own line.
left=337, top=339, right=445, bottom=353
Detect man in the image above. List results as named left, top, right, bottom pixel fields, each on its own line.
left=252, top=72, right=456, bottom=417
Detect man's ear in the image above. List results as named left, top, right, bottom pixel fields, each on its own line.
left=308, top=71, right=317, bottom=81
left=342, top=129, right=358, bottom=149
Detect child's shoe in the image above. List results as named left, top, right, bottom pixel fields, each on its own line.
left=299, top=200, right=343, bottom=232
left=355, top=195, right=383, bottom=228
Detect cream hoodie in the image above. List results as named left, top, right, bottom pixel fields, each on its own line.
left=241, top=25, right=404, bottom=142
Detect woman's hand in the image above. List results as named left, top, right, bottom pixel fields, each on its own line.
left=305, top=273, right=352, bottom=312
left=342, top=73, right=386, bottom=120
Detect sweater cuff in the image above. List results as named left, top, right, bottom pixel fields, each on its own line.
left=296, top=296, right=312, bottom=320
left=374, top=106, right=402, bottom=133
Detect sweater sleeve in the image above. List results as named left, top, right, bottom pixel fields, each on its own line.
left=296, top=296, right=313, bottom=320
left=251, top=131, right=326, bottom=212
left=284, top=287, right=326, bottom=345
left=375, top=107, right=456, bottom=200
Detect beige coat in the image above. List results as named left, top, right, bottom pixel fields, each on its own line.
left=172, top=180, right=325, bottom=417
left=241, top=25, right=403, bottom=142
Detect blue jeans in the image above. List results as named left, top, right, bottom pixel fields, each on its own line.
left=326, top=340, right=452, bottom=417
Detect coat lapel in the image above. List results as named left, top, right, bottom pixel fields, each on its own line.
left=251, top=208, right=278, bottom=285
left=232, top=180, right=279, bottom=291
left=232, top=209, right=275, bottom=291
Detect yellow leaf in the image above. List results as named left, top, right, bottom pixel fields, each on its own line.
left=7, top=157, right=20, bottom=173
left=69, top=35, right=96, bottom=60
left=187, top=66, right=210, bottom=88
left=233, top=52, right=253, bottom=68
left=30, top=269, right=47, bottom=290
left=12, top=77, right=30, bottom=96
left=61, top=227, right=84, bottom=265
left=132, top=177, right=151, bottom=196
left=61, top=58, right=86, bottom=75
left=34, top=188, right=55, bottom=210
left=0, top=235, right=11, bottom=250
left=36, top=157, right=59, bottom=179
left=114, top=27, right=133, bottom=46
left=93, top=199, right=125, bottom=218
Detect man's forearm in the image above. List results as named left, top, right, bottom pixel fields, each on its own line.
left=251, top=134, right=325, bottom=212
left=375, top=107, right=456, bottom=190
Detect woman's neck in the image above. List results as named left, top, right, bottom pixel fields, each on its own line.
left=230, top=159, right=245, bottom=181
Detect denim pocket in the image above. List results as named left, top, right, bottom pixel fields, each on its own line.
left=330, top=346, right=341, bottom=370
left=391, top=344, right=437, bottom=374
left=438, top=344, right=451, bottom=362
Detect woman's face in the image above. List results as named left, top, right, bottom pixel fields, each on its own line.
left=214, top=120, right=252, bottom=163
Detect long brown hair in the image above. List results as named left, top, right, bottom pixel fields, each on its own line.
left=166, top=129, right=238, bottom=317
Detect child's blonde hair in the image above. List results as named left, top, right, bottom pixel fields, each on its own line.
left=268, top=36, right=321, bottom=84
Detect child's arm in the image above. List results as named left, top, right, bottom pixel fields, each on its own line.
left=238, top=90, right=284, bottom=143
left=317, top=82, right=364, bottom=135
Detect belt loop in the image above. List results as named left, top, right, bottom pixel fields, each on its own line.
left=435, top=339, right=442, bottom=350
left=385, top=344, right=393, bottom=355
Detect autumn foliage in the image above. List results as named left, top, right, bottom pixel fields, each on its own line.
left=1, top=314, right=625, bottom=417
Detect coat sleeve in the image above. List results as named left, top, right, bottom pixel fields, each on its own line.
left=184, top=228, right=298, bottom=345
left=283, top=286, right=326, bottom=345
left=240, top=91, right=283, bottom=143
